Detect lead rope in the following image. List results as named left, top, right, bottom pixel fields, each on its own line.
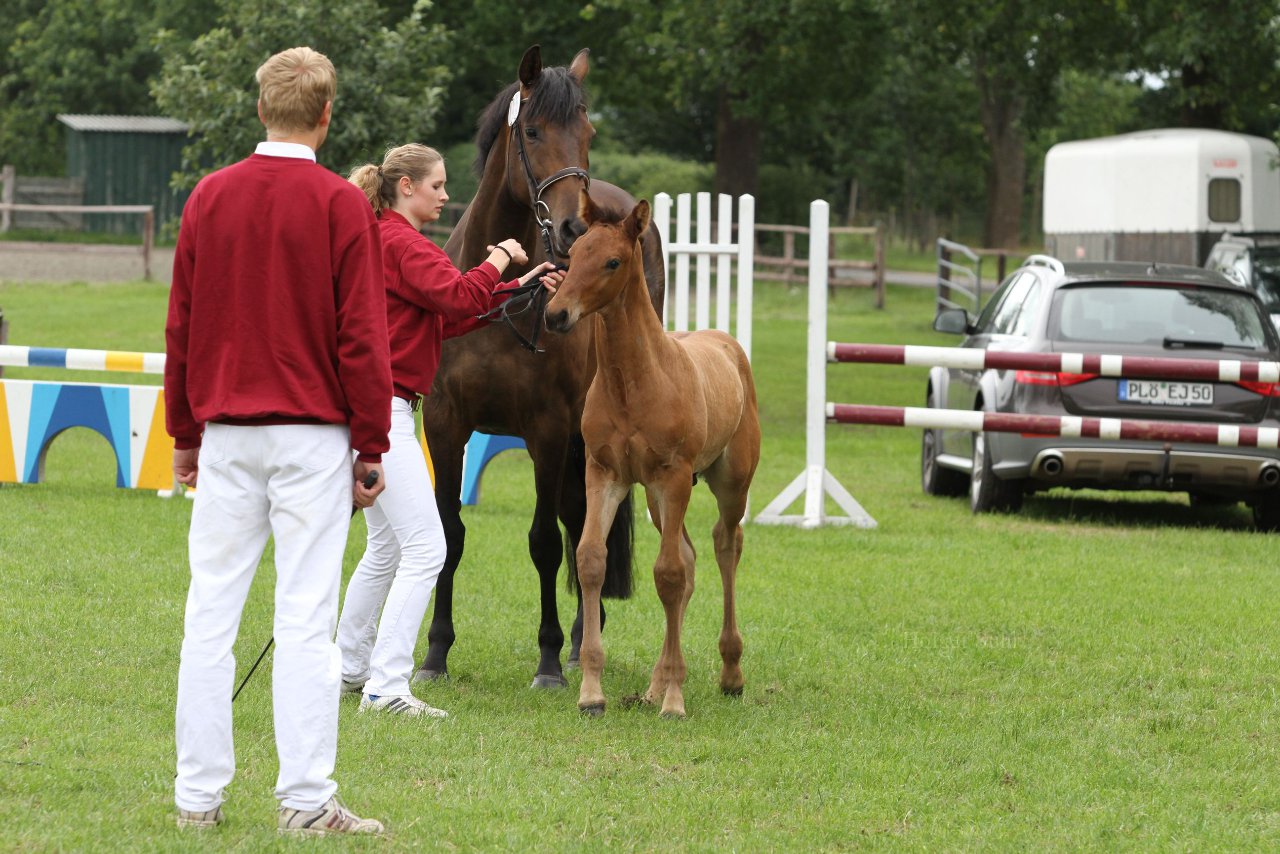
left=480, top=277, right=552, bottom=353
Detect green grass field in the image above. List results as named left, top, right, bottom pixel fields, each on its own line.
left=3, top=279, right=1280, bottom=851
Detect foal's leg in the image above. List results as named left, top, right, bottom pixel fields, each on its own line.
left=642, top=517, right=695, bottom=708
left=576, top=461, right=629, bottom=715
left=703, top=426, right=760, bottom=697
left=708, top=495, right=746, bottom=697
left=646, top=471, right=695, bottom=718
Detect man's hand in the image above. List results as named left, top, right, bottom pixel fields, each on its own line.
left=174, top=447, right=199, bottom=488
left=353, top=461, right=386, bottom=508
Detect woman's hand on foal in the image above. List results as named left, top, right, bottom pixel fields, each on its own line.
left=519, top=262, right=563, bottom=293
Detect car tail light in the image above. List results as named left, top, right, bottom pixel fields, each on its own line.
left=1235, top=380, right=1280, bottom=397
left=1014, top=370, right=1098, bottom=387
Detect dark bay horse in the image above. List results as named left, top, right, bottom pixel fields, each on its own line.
left=546, top=192, right=760, bottom=718
left=417, top=46, right=666, bottom=688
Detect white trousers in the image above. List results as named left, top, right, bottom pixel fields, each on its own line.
left=336, top=397, right=446, bottom=697
left=175, top=422, right=352, bottom=812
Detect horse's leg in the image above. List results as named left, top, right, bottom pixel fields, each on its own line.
left=646, top=471, right=695, bottom=719
left=702, top=419, right=760, bottom=697
left=576, top=461, right=628, bottom=716
left=528, top=433, right=571, bottom=689
left=559, top=436, right=590, bottom=669
left=417, top=412, right=469, bottom=682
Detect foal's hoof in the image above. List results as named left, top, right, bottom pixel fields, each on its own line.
left=531, top=673, right=569, bottom=689
left=578, top=702, right=606, bottom=717
left=659, top=709, right=686, bottom=720
left=411, top=668, right=448, bottom=684
left=721, top=685, right=744, bottom=697
left=565, top=652, right=580, bottom=671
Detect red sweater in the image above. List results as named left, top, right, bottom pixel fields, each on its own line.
left=165, top=153, right=392, bottom=460
left=378, top=210, right=510, bottom=397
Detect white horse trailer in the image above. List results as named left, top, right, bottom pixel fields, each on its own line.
left=1044, top=129, right=1280, bottom=266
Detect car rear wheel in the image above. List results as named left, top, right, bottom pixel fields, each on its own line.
left=970, top=430, right=1023, bottom=514
left=921, top=395, right=966, bottom=497
left=1253, top=496, right=1280, bottom=532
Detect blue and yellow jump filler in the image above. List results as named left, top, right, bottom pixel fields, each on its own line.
left=0, top=344, right=522, bottom=501
left=0, top=346, right=173, bottom=490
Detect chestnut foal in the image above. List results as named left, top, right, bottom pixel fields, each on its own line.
left=546, top=191, right=761, bottom=718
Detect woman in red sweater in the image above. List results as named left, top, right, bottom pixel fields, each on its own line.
left=337, top=143, right=562, bottom=717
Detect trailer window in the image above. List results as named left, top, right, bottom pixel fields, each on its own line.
left=1208, top=178, right=1241, bottom=223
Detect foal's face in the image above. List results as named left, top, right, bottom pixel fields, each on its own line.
left=545, top=224, right=632, bottom=333
left=546, top=191, right=652, bottom=334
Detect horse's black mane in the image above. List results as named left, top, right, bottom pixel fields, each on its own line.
left=473, top=67, right=588, bottom=177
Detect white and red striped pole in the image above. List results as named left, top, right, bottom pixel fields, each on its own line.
left=827, top=403, right=1280, bottom=448
left=827, top=342, right=1280, bottom=383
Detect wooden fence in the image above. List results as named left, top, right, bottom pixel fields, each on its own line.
left=754, top=223, right=885, bottom=307
left=0, top=203, right=156, bottom=280
left=426, top=200, right=883, bottom=304
left=0, top=166, right=86, bottom=231
left=0, top=177, right=882, bottom=294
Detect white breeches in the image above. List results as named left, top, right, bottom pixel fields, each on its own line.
left=175, top=422, right=352, bottom=812
left=336, top=397, right=445, bottom=697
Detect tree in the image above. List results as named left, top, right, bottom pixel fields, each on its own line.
left=151, top=0, right=452, bottom=189
left=597, top=0, right=888, bottom=201
left=895, top=0, right=1129, bottom=248
left=1128, top=0, right=1280, bottom=134
left=0, top=0, right=216, bottom=175
left=837, top=48, right=988, bottom=246
left=1025, top=69, right=1146, bottom=237
left=415, top=0, right=622, bottom=151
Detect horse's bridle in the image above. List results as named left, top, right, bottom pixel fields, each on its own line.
left=483, top=95, right=591, bottom=353
left=510, top=99, right=591, bottom=262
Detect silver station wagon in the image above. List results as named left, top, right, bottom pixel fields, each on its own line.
left=922, top=256, right=1280, bottom=529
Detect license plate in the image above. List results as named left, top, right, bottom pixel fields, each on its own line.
left=1117, top=379, right=1213, bottom=406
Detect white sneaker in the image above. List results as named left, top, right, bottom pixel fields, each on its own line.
left=277, top=796, right=383, bottom=836
left=358, top=693, right=449, bottom=718
left=340, top=678, right=366, bottom=695
left=176, top=805, right=224, bottom=829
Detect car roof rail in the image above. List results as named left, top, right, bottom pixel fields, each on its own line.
left=1022, top=254, right=1065, bottom=275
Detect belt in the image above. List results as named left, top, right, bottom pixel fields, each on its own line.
left=214, top=416, right=331, bottom=428
left=394, top=392, right=421, bottom=411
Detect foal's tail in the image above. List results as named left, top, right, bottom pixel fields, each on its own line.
left=564, top=434, right=635, bottom=600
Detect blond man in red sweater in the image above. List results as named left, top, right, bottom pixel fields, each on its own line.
left=166, top=46, right=390, bottom=836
